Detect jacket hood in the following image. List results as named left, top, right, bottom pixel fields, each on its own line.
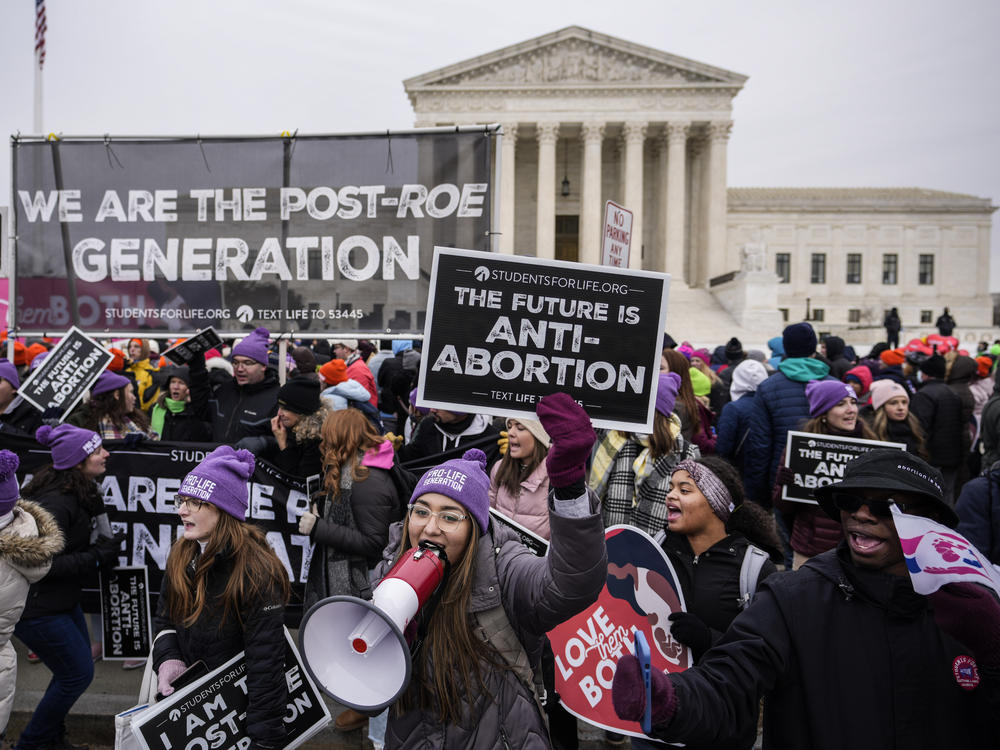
left=946, top=355, right=977, bottom=384
left=361, top=440, right=395, bottom=470
left=767, top=336, right=784, bottom=356
left=778, top=357, right=831, bottom=383
left=321, top=378, right=371, bottom=403
left=823, top=336, right=845, bottom=359
left=0, top=499, right=65, bottom=580
left=291, top=402, right=331, bottom=443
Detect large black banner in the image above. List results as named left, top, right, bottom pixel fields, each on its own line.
left=13, top=436, right=314, bottom=620
left=418, top=248, right=670, bottom=431
left=12, top=130, right=495, bottom=336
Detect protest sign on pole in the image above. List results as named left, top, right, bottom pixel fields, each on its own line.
left=16, top=326, right=113, bottom=420
left=601, top=201, right=632, bottom=268
left=417, top=247, right=670, bottom=432
left=131, top=629, right=330, bottom=750
left=100, top=566, right=151, bottom=660
left=11, top=129, right=495, bottom=336
left=161, top=327, right=223, bottom=365
left=781, top=432, right=906, bottom=504
left=548, top=526, right=691, bottom=739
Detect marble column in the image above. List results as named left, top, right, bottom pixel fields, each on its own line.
left=535, top=122, right=559, bottom=259
left=704, top=121, right=732, bottom=282
left=687, top=136, right=706, bottom=286
left=579, top=122, right=605, bottom=265
left=622, top=121, right=647, bottom=269
left=499, top=122, right=518, bottom=254
left=663, top=121, right=690, bottom=278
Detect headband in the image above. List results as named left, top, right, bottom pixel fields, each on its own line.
left=674, top=459, right=735, bottom=522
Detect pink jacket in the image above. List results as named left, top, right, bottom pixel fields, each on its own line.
left=489, top=462, right=551, bottom=540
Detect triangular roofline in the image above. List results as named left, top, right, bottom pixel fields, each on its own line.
left=404, top=25, right=748, bottom=91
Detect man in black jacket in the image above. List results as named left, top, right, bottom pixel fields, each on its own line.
left=190, top=327, right=280, bottom=444
left=910, top=353, right=964, bottom=505
left=612, top=449, right=1000, bottom=749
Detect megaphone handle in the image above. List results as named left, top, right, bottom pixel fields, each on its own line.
left=634, top=629, right=652, bottom=734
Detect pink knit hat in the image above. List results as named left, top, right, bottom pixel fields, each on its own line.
left=869, top=380, right=909, bottom=412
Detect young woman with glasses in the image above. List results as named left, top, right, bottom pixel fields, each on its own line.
left=152, top=447, right=290, bottom=750
left=373, top=394, right=607, bottom=749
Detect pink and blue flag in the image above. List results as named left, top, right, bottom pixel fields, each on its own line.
left=892, top=505, right=1000, bottom=597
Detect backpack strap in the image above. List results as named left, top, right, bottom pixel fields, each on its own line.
left=739, top=544, right=769, bottom=610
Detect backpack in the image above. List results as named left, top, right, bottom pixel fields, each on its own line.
left=386, top=460, right=419, bottom=520
left=348, top=397, right=384, bottom=433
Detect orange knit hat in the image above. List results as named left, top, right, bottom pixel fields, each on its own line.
left=319, top=359, right=347, bottom=385
left=880, top=348, right=905, bottom=367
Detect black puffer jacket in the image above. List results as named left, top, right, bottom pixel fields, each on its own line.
left=189, top=353, right=280, bottom=444
left=20, top=481, right=105, bottom=619
left=152, top=547, right=287, bottom=748
left=152, top=393, right=211, bottom=442
left=656, top=544, right=999, bottom=748
left=910, top=378, right=964, bottom=469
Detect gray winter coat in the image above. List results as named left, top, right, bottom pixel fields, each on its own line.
left=375, top=491, right=607, bottom=749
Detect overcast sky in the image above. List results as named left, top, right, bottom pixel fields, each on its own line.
left=2, top=0, right=998, bottom=286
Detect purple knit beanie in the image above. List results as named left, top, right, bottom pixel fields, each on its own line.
left=805, top=380, right=857, bottom=418
left=655, top=372, right=681, bottom=417
left=0, top=450, right=19, bottom=515
left=0, top=359, right=19, bottom=389
left=91, top=370, right=131, bottom=396
left=410, top=448, right=490, bottom=533
left=232, top=327, right=271, bottom=365
left=35, top=424, right=103, bottom=470
left=179, top=446, right=255, bottom=520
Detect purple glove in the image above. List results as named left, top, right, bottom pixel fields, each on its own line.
left=611, top=654, right=677, bottom=727
left=928, top=582, right=1000, bottom=669
left=157, top=659, right=187, bottom=697
left=536, top=393, right=596, bottom=487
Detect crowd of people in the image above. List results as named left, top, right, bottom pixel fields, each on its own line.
left=0, top=318, right=998, bottom=750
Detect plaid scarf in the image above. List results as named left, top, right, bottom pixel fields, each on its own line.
left=592, top=425, right=700, bottom=536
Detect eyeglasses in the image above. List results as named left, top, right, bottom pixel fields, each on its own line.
left=830, top=493, right=919, bottom=518
left=232, top=358, right=260, bottom=370
left=408, top=505, right=468, bottom=532
left=174, top=495, right=207, bottom=512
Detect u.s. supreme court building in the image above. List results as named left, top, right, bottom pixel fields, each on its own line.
left=404, top=26, right=996, bottom=346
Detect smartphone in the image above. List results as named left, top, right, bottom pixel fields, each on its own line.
left=633, top=630, right=652, bottom=734
left=155, top=660, right=208, bottom=701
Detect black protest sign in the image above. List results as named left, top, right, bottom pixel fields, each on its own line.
left=131, top=629, right=330, bottom=750
left=162, top=327, right=223, bottom=365
left=418, top=248, right=669, bottom=432
left=100, top=566, right=151, bottom=660
left=489, top=508, right=548, bottom=557
left=13, top=131, right=493, bottom=336
left=16, top=326, right=113, bottom=419
left=781, top=431, right=907, bottom=504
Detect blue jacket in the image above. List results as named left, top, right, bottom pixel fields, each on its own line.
left=743, top=358, right=833, bottom=504
left=956, top=464, right=1000, bottom=564
left=715, top=393, right=756, bottom=475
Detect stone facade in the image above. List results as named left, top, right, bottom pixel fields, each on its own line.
left=727, top=188, right=996, bottom=341
left=405, top=26, right=997, bottom=345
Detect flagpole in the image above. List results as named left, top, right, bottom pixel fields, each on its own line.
left=33, top=57, right=42, bottom=133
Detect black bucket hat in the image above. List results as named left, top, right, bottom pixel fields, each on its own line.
left=814, top=448, right=958, bottom=528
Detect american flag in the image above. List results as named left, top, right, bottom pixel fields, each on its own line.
left=35, top=0, right=47, bottom=69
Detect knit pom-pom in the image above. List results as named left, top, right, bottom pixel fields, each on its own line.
left=35, top=424, right=53, bottom=446
left=234, top=448, right=256, bottom=477
left=0, top=449, right=18, bottom=478
left=252, top=327, right=269, bottom=338
left=461, top=448, right=487, bottom=471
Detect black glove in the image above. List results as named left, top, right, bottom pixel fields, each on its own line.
left=41, top=407, right=63, bottom=426
left=93, top=531, right=126, bottom=570
left=123, top=432, right=146, bottom=447
left=668, top=611, right=712, bottom=660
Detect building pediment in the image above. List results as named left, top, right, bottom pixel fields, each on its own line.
left=404, top=26, right=747, bottom=92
